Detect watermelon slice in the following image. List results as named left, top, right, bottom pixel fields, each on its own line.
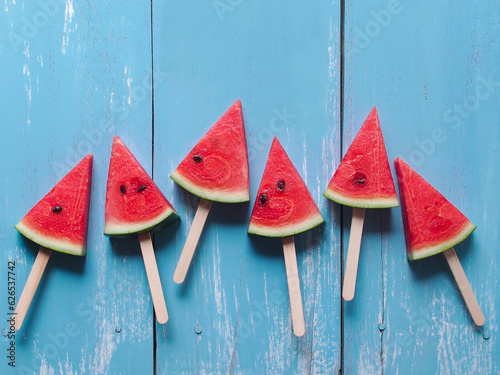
left=324, top=107, right=399, bottom=208
left=15, top=154, right=93, bottom=256
left=104, top=136, right=179, bottom=236
left=170, top=100, right=250, bottom=203
left=394, top=158, right=476, bottom=261
left=248, top=137, right=324, bottom=237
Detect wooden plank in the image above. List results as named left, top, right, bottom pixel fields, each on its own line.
left=2, top=1, right=497, bottom=373
left=344, top=0, right=499, bottom=373
left=0, top=0, right=154, bottom=373
left=152, top=0, right=342, bottom=373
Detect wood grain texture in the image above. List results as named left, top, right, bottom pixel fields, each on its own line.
left=152, top=1, right=341, bottom=373
left=1, top=0, right=154, bottom=373
left=344, top=0, right=499, bottom=373
left=1, top=0, right=498, bottom=374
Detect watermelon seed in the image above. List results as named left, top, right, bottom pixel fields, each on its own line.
left=52, top=206, right=62, bottom=213
left=277, top=180, right=285, bottom=191
left=138, top=185, right=147, bottom=192
left=354, top=173, right=367, bottom=185
left=259, top=193, right=268, bottom=205
left=120, top=185, right=126, bottom=194
left=193, top=155, right=203, bottom=163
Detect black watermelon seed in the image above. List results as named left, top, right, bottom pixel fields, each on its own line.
left=259, top=193, right=268, bottom=205
left=354, top=173, right=367, bottom=185
left=52, top=206, right=63, bottom=213
left=193, top=155, right=203, bottom=163
left=138, top=185, right=147, bottom=192
left=277, top=180, right=285, bottom=191
left=120, top=185, right=126, bottom=194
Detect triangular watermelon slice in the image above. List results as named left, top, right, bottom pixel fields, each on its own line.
left=170, top=100, right=250, bottom=203
left=248, top=137, right=324, bottom=237
left=104, top=136, right=179, bottom=236
left=324, top=107, right=398, bottom=208
left=394, top=158, right=476, bottom=261
left=15, top=154, right=93, bottom=256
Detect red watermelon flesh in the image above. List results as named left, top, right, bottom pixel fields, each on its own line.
left=104, top=136, right=178, bottom=236
left=15, top=154, right=93, bottom=256
left=324, top=107, right=398, bottom=208
left=248, top=137, right=324, bottom=237
left=394, top=158, right=476, bottom=261
left=170, top=100, right=250, bottom=203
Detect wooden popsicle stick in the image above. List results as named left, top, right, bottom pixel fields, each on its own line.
left=173, top=198, right=213, bottom=284
left=342, top=207, right=366, bottom=301
left=139, top=232, right=169, bottom=324
left=443, top=247, right=485, bottom=326
left=282, top=236, right=305, bottom=337
left=14, top=246, right=52, bottom=330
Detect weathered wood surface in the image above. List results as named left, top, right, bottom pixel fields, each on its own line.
left=1, top=1, right=155, bottom=373
left=343, top=1, right=499, bottom=374
left=1, top=0, right=498, bottom=374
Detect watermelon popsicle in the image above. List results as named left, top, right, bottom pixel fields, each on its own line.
left=324, top=107, right=399, bottom=301
left=248, top=137, right=325, bottom=337
left=170, top=100, right=250, bottom=284
left=14, top=154, right=93, bottom=330
left=104, top=136, right=179, bottom=324
left=394, top=158, right=485, bottom=326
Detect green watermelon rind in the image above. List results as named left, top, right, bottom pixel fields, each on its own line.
left=248, top=212, right=325, bottom=238
left=170, top=169, right=250, bottom=203
left=323, top=187, right=399, bottom=209
left=407, top=221, right=476, bottom=261
left=15, top=221, right=86, bottom=256
left=104, top=206, right=179, bottom=237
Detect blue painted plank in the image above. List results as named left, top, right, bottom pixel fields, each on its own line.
left=152, top=0, right=341, bottom=373
left=344, top=0, right=499, bottom=373
left=2, top=0, right=497, bottom=374
left=0, top=1, right=155, bottom=373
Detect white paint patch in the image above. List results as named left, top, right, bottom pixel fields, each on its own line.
left=59, top=353, right=77, bottom=375
left=266, top=306, right=288, bottom=374
left=263, top=274, right=269, bottom=319
left=213, top=234, right=224, bottom=315
left=8, top=246, right=27, bottom=267
left=39, top=356, right=55, bottom=375
left=328, top=20, right=336, bottom=82
left=89, top=318, right=117, bottom=374
left=22, top=46, right=32, bottom=125
left=124, top=65, right=133, bottom=106
left=61, top=0, right=75, bottom=54
left=213, top=233, right=234, bottom=351
left=4, top=0, right=15, bottom=12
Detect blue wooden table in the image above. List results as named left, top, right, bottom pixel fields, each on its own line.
left=1, top=1, right=498, bottom=374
